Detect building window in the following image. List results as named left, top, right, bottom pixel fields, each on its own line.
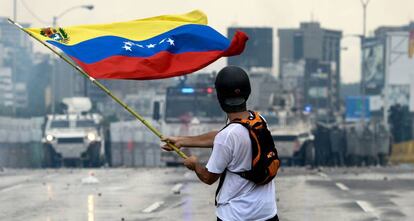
left=293, top=33, right=304, bottom=60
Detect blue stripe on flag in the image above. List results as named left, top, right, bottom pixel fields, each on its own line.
left=48, top=24, right=230, bottom=64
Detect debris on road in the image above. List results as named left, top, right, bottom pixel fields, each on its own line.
left=81, top=171, right=99, bottom=184
left=171, top=183, right=183, bottom=194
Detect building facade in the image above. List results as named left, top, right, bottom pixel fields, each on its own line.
left=361, top=22, right=414, bottom=96
left=0, top=67, right=14, bottom=107
left=0, top=17, right=33, bottom=112
left=227, top=27, right=273, bottom=71
left=278, top=22, right=342, bottom=113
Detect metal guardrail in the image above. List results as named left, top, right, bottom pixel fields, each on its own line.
left=0, top=117, right=44, bottom=168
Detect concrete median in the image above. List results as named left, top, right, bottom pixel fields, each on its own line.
left=390, top=141, right=414, bottom=164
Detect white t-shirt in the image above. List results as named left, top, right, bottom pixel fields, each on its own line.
left=206, top=123, right=277, bottom=221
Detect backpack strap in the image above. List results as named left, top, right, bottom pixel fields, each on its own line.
left=214, top=111, right=261, bottom=206
left=231, top=111, right=264, bottom=129
left=215, top=170, right=227, bottom=206
left=214, top=119, right=240, bottom=206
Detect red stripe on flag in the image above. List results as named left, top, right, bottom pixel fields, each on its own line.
left=222, top=31, right=249, bottom=56
left=72, top=50, right=226, bottom=80
left=71, top=30, right=248, bottom=80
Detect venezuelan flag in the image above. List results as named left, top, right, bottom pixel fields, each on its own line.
left=25, top=10, right=248, bottom=80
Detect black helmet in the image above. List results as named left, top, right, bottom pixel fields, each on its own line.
left=215, top=66, right=251, bottom=113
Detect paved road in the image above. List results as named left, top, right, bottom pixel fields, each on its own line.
left=0, top=166, right=413, bottom=221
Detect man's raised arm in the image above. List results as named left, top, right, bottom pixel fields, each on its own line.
left=161, top=130, right=218, bottom=151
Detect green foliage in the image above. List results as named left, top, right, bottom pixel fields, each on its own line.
left=58, top=28, right=69, bottom=41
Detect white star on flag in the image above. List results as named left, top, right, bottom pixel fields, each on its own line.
left=123, top=45, right=132, bottom=51
left=167, top=38, right=175, bottom=46
left=147, top=44, right=156, bottom=48
left=159, top=38, right=166, bottom=44
left=124, top=41, right=134, bottom=47
left=136, top=44, right=144, bottom=48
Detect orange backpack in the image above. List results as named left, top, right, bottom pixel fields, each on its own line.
left=231, top=111, right=280, bottom=184
left=215, top=111, right=280, bottom=205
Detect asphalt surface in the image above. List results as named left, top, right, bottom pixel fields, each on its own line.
left=0, top=166, right=413, bottom=221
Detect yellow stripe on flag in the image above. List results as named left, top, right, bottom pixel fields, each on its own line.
left=24, top=10, right=207, bottom=46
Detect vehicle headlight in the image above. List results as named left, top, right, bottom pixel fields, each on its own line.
left=46, top=134, right=54, bottom=142
left=87, top=133, right=96, bottom=141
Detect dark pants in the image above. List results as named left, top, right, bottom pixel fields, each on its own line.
left=217, top=214, right=279, bottom=221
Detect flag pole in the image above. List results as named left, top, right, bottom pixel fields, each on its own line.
left=7, top=18, right=188, bottom=159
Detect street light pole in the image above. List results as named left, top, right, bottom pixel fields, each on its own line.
left=360, top=0, right=371, bottom=37
left=360, top=36, right=367, bottom=125
left=360, top=0, right=371, bottom=125
left=383, top=33, right=390, bottom=128
left=12, top=0, right=17, bottom=116
left=50, top=5, right=94, bottom=114
left=13, top=0, right=17, bottom=21
left=52, top=5, right=94, bottom=27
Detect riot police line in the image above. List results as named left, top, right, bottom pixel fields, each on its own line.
left=312, top=121, right=391, bottom=167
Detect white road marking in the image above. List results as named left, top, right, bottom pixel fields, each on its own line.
left=356, top=200, right=379, bottom=219
left=47, top=184, right=53, bottom=200
left=356, top=200, right=375, bottom=212
left=142, top=201, right=164, bottom=213
left=171, top=183, right=183, bottom=194
left=318, top=172, right=332, bottom=180
left=170, top=200, right=185, bottom=208
left=318, top=172, right=328, bottom=177
left=0, top=184, right=22, bottom=192
left=44, top=173, right=59, bottom=179
left=335, top=182, right=349, bottom=191
left=88, top=194, right=95, bottom=221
